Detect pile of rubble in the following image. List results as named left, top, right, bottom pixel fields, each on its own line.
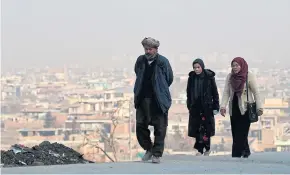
left=1, top=141, right=94, bottom=167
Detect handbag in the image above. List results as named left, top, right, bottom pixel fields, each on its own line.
left=246, top=73, right=258, bottom=123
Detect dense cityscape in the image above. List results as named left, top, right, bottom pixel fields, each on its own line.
left=1, top=55, right=290, bottom=163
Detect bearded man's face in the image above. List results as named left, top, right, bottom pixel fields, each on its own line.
left=144, top=47, right=157, bottom=59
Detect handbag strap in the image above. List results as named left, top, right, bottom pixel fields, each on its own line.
left=246, top=72, right=249, bottom=102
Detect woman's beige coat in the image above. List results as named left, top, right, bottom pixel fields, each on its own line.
left=220, top=71, right=263, bottom=116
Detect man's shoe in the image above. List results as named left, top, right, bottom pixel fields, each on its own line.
left=152, top=156, right=161, bottom=164
left=204, top=150, right=211, bottom=156
left=141, top=150, right=153, bottom=161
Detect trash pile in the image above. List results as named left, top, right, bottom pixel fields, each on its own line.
left=1, top=141, right=94, bottom=167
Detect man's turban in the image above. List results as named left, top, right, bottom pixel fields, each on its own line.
left=141, top=37, right=160, bottom=48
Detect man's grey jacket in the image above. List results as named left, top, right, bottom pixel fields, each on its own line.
left=134, top=54, right=174, bottom=114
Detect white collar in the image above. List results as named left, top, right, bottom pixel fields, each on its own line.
left=148, top=60, right=154, bottom=65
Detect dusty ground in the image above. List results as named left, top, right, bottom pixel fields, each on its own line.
left=2, top=152, right=290, bottom=174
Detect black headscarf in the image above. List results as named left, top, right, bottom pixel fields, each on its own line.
left=193, top=58, right=205, bottom=70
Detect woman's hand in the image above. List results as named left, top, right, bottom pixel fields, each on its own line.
left=257, top=108, right=263, bottom=116
left=213, top=110, right=219, bottom=115
left=220, top=108, right=226, bottom=117
left=187, top=103, right=192, bottom=111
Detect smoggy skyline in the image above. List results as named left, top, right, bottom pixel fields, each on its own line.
left=1, top=0, right=290, bottom=70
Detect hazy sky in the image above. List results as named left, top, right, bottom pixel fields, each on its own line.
left=1, top=0, right=290, bottom=69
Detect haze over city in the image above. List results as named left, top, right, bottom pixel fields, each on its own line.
left=2, top=0, right=290, bottom=71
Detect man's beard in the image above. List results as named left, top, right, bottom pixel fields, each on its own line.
left=145, top=53, right=157, bottom=61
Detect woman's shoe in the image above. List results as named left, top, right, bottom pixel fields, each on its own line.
left=204, top=150, right=211, bottom=156
left=196, top=152, right=203, bottom=156
left=242, top=151, right=251, bottom=158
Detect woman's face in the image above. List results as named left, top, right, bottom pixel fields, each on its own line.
left=193, top=63, right=203, bottom=74
left=232, top=61, right=241, bottom=74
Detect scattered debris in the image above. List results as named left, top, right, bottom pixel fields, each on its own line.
left=1, top=141, right=94, bottom=167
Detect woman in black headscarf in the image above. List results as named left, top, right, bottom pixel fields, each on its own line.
left=187, top=58, right=220, bottom=156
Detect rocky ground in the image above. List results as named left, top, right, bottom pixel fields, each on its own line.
left=1, top=141, right=93, bottom=167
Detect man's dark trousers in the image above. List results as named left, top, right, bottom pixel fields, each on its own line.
left=136, top=98, right=167, bottom=157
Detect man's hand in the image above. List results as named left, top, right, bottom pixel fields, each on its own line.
left=220, top=108, right=226, bottom=117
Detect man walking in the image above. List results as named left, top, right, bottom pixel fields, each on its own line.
left=134, top=37, right=173, bottom=163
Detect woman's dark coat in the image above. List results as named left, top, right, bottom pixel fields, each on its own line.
left=186, top=69, right=220, bottom=138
